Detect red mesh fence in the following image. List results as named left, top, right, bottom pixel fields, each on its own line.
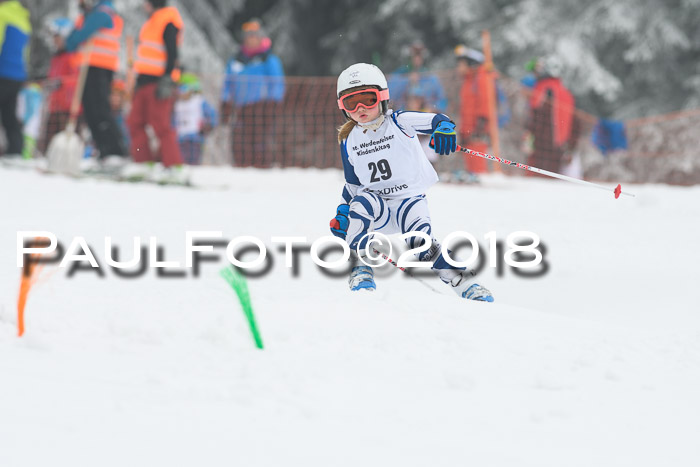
left=214, top=75, right=345, bottom=168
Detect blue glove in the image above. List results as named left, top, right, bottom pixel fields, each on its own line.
left=329, top=204, right=350, bottom=239
left=430, top=120, right=457, bottom=155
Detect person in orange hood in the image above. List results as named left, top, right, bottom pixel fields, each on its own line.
left=523, top=56, right=580, bottom=174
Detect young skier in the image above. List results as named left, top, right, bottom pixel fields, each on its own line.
left=329, top=63, right=493, bottom=302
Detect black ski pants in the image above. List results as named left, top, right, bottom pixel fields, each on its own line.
left=82, top=66, right=127, bottom=158
left=0, top=77, right=24, bottom=156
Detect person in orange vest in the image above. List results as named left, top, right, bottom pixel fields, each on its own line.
left=455, top=45, right=491, bottom=177
left=63, top=0, right=127, bottom=168
left=126, top=0, right=185, bottom=182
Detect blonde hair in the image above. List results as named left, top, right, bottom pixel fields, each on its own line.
left=337, top=120, right=357, bottom=143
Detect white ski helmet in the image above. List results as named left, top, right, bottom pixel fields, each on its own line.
left=337, top=63, right=390, bottom=117
left=337, top=63, right=388, bottom=97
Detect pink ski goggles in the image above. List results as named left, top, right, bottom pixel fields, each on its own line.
left=338, top=88, right=390, bottom=113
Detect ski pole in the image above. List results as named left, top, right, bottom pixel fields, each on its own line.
left=455, top=144, right=634, bottom=199
left=371, top=247, right=442, bottom=294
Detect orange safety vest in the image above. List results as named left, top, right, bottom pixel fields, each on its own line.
left=459, top=64, right=492, bottom=135
left=74, top=6, right=123, bottom=71
left=134, top=6, right=184, bottom=81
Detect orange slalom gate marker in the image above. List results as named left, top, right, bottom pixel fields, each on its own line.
left=17, top=240, right=45, bottom=337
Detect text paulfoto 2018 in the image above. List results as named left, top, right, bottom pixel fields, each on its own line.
left=17, top=231, right=548, bottom=279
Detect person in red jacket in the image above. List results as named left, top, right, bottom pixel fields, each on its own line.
left=41, top=17, right=79, bottom=153
left=126, top=0, right=185, bottom=182
left=455, top=45, right=491, bottom=176
left=523, top=56, right=580, bottom=174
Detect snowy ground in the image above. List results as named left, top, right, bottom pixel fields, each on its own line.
left=1, top=166, right=699, bottom=467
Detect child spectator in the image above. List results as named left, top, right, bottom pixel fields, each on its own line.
left=16, top=81, right=43, bottom=160
left=41, top=17, right=79, bottom=153
left=175, top=73, right=217, bottom=165
left=110, top=77, right=130, bottom=151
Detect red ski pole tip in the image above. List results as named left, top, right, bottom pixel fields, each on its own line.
left=614, top=184, right=622, bottom=199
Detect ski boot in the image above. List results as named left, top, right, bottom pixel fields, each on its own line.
left=156, top=165, right=190, bottom=186
left=450, top=273, right=494, bottom=302
left=349, top=265, right=376, bottom=292
left=101, top=155, right=128, bottom=173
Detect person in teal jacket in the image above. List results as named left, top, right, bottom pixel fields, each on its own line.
left=0, top=0, right=31, bottom=158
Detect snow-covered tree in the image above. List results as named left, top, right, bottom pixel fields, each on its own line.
left=23, top=0, right=700, bottom=119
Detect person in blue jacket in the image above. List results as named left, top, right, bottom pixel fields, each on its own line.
left=0, top=0, right=31, bottom=159
left=220, top=18, right=285, bottom=167
left=388, top=40, right=447, bottom=114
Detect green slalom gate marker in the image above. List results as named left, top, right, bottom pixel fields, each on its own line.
left=219, top=266, right=264, bottom=349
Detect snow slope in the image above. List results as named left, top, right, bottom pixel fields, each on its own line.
left=1, top=167, right=699, bottom=467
